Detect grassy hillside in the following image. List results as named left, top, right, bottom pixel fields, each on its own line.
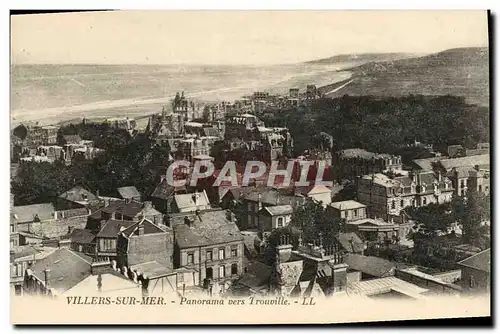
left=329, top=47, right=489, bottom=106
left=305, top=52, right=420, bottom=65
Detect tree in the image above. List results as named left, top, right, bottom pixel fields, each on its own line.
left=404, top=203, right=454, bottom=242
left=459, top=191, right=491, bottom=249
left=290, top=199, right=345, bottom=245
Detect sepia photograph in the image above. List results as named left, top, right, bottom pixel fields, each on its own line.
left=9, top=10, right=491, bottom=325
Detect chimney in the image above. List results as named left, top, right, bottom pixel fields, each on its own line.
left=276, top=235, right=293, bottom=263
left=257, top=193, right=263, bottom=211
left=44, top=268, right=51, bottom=291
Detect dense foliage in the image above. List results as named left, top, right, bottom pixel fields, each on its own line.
left=262, top=94, right=489, bottom=160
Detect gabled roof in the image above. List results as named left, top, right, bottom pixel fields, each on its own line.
left=336, top=232, right=364, bottom=253
left=70, top=228, right=96, bottom=244
left=457, top=248, right=490, bottom=273
left=11, top=203, right=55, bottom=224
left=96, top=220, right=136, bottom=238
left=329, top=200, right=366, bottom=211
left=30, top=248, right=93, bottom=294
left=237, top=261, right=272, bottom=289
left=120, top=218, right=167, bottom=239
left=174, top=210, right=243, bottom=249
left=262, top=205, right=293, bottom=216
left=117, top=186, right=141, bottom=199
left=58, top=186, right=98, bottom=203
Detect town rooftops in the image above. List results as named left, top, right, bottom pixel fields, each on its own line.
left=100, top=200, right=161, bottom=218
left=412, top=157, right=446, bottom=171
left=262, top=205, right=294, bottom=216
left=117, top=186, right=141, bottom=200
left=439, top=154, right=490, bottom=171
left=58, top=186, right=98, bottom=204
left=237, top=261, right=273, bottom=289
left=11, top=203, right=55, bottom=224
left=330, top=200, right=366, bottom=211
left=338, top=148, right=396, bottom=160
left=119, top=218, right=167, bottom=239
left=173, top=210, right=243, bottom=249
left=29, top=248, right=93, bottom=295
left=457, top=248, right=490, bottom=273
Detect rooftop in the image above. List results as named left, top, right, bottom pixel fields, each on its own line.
left=329, top=200, right=366, bottom=211
left=439, top=154, right=490, bottom=171
left=70, top=228, right=96, bottom=244
left=11, top=203, right=55, bottom=224
left=338, top=148, right=396, bottom=160
left=174, top=191, right=211, bottom=211
left=262, top=205, right=294, bottom=216
left=345, top=254, right=396, bottom=278
left=174, top=210, right=243, bottom=249
left=117, top=186, right=141, bottom=200
left=336, top=233, right=365, bottom=253
left=457, top=248, right=490, bottom=273
left=58, top=186, right=98, bottom=204
left=96, top=220, right=136, bottom=238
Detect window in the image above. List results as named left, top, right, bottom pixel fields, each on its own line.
left=277, top=217, right=284, bottom=228
left=218, top=266, right=225, bottom=278
left=231, top=247, right=238, bottom=258
left=206, top=250, right=213, bottom=261
left=423, top=197, right=427, bottom=205
left=461, top=190, right=465, bottom=197
left=469, top=275, right=475, bottom=288
left=206, top=267, right=213, bottom=279
left=478, top=185, right=482, bottom=192
left=10, top=224, right=15, bottom=233
left=219, top=248, right=225, bottom=260
left=391, top=201, right=395, bottom=209
left=400, top=200, right=404, bottom=208
left=231, top=263, right=238, bottom=275
left=100, top=238, right=116, bottom=251
left=354, top=209, right=358, bottom=218
left=460, top=180, right=465, bottom=188
left=187, top=253, right=194, bottom=264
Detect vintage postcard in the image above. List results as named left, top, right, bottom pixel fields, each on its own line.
left=10, top=10, right=490, bottom=325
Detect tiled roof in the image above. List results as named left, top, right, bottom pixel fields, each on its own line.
left=345, top=254, right=396, bottom=277
left=336, top=233, right=365, bottom=253
left=70, top=228, right=95, bottom=244
left=263, top=205, right=293, bottom=216
left=58, top=186, right=98, bottom=203
left=439, top=154, right=490, bottom=171
left=457, top=248, right=490, bottom=273
left=237, top=261, right=272, bottom=288
left=120, top=218, right=167, bottom=238
left=97, top=220, right=136, bottom=238
left=151, top=179, right=186, bottom=200
left=117, top=186, right=141, bottom=199
left=174, top=210, right=243, bottom=249
left=11, top=203, right=55, bottom=224
left=329, top=200, right=366, bottom=211
left=30, top=248, right=93, bottom=294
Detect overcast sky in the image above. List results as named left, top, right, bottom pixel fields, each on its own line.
left=11, top=11, right=489, bottom=65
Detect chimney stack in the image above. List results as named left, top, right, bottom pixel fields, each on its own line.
left=44, top=268, right=51, bottom=291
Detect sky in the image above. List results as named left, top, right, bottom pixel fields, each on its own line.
left=11, top=10, right=489, bottom=65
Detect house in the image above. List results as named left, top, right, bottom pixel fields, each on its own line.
left=345, top=218, right=404, bottom=244
left=446, top=164, right=490, bottom=197
left=258, top=205, right=293, bottom=232
left=57, top=186, right=99, bottom=210
left=95, top=220, right=136, bottom=261
left=10, top=231, right=44, bottom=248
left=10, top=246, right=58, bottom=296
left=457, top=249, right=490, bottom=295
left=116, top=218, right=174, bottom=276
left=294, top=184, right=332, bottom=206
left=328, top=200, right=367, bottom=222
left=150, top=177, right=187, bottom=214
left=357, top=171, right=454, bottom=223
left=21, top=248, right=94, bottom=297
left=59, top=134, right=83, bottom=146
left=172, top=190, right=211, bottom=213
left=172, top=209, right=244, bottom=289
left=70, top=228, right=96, bottom=256
left=11, top=203, right=56, bottom=232
left=332, top=148, right=403, bottom=181
left=117, top=186, right=141, bottom=202
left=87, top=200, right=165, bottom=230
